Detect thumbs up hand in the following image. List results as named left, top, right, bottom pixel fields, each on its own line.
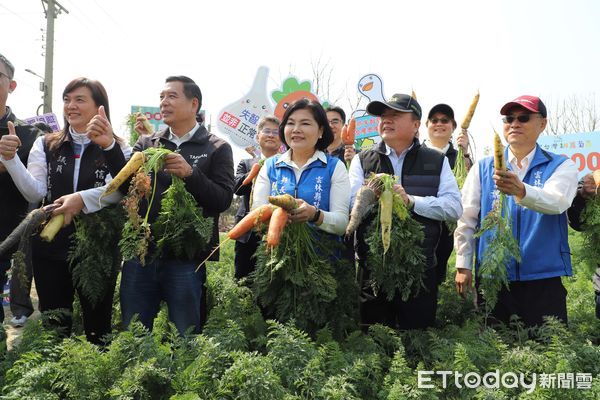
left=87, top=105, right=115, bottom=149
left=0, top=121, right=22, bottom=160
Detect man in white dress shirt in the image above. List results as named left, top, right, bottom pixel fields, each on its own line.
left=454, top=95, right=578, bottom=327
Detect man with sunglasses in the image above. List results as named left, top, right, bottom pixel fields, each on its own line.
left=0, top=53, right=40, bottom=326
left=454, top=95, right=578, bottom=328
left=232, top=115, right=282, bottom=279
left=423, top=104, right=473, bottom=286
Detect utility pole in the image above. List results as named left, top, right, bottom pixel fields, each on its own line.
left=41, top=0, right=68, bottom=114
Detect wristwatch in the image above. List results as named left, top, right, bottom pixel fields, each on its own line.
left=310, top=207, right=321, bottom=223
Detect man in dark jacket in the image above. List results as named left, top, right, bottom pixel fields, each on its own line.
left=567, top=173, right=600, bottom=318
left=0, top=53, right=40, bottom=324
left=116, top=76, right=234, bottom=335
left=233, top=115, right=281, bottom=279
left=348, top=93, right=462, bottom=330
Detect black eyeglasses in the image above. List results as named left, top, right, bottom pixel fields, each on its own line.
left=502, top=114, right=541, bottom=124
left=430, top=118, right=450, bottom=124
left=0, top=71, right=11, bottom=80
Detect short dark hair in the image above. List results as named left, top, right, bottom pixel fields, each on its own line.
left=63, top=77, right=111, bottom=126
left=33, top=121, right=53, bottom=133
left=278, top=98, right=334, bottom=151
left=0, top=53, right=15, bottom=79
left=324, top=105, right=346, bottom=123
left=165, top=76, right=202, bottom=113
left=47, top=77, right=123, bottom=151
left=257, top=115, right=280, bottom=131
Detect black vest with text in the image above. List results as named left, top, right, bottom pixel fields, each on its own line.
left=33, top=136, right=111, bottom=260
left=358, top=139, right=445, bottom=269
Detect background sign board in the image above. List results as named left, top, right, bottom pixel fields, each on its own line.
left=537, top=132, right=600, bottom=178
left=23, top=113, right=61, bottom=132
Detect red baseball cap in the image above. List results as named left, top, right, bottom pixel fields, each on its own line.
left=500, top=95, right=547, bottom=117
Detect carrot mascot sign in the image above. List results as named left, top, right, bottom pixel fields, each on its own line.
left=271, top=77, right=320, bottom=120
left=216, top=66, right=274, bottom=148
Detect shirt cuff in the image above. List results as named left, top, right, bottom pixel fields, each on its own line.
left=515, top=183, right=537, bottom=208
left=103, top=138, right=117, bottom=151
left=0, top=155, right=17, bottom=165
left=455, top=253, right=473, bottom=270
left=412, top=195, right=424, bottom=216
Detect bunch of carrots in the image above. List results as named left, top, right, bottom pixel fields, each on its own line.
left=227, top=193, right=296, bottom=249
left=473, top=131, right=521, bottom=316
left=348, top=174, right=426, bottom=301
left=453, top=91, right=479, bottom=189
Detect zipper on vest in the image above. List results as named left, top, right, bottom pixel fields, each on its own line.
left=515, top=206, right=521, bottom=280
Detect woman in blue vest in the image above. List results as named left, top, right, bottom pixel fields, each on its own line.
left=251, top=99, right=352, bottom=333
left=252, top=98, right=350, bottom=235
left=0, top=77, right=130, bottom=343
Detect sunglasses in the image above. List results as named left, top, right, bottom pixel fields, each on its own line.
left=502, top=114, right=541, bottom=124
left=261, top=128, right=279, bottom=136
left=430, top=117, right=450, bottom=124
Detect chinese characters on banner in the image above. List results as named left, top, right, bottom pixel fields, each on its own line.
left=23, top=113, right=61, bottom=132
left=537, top=132, right=600, bottom=178
left=216, top=66, right=273, bottom=149
left=354, top=115, right=381, bottom=150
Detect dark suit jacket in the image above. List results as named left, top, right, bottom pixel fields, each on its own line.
left=233, top=157, right=260, bottom=243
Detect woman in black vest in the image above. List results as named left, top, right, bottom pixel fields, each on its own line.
left=0, top=77, right=130, bottom=344
left=423, top=104, right=473, bottom=286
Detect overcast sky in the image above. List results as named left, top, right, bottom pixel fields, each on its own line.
left=1, top=0, right=599, bottom=161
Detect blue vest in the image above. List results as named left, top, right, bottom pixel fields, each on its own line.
left=266, top=152, right=340, bottom=212
left=477, top=145, right=572, bottom=281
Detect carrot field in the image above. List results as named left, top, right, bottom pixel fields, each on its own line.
left=1, top=230, right=599, bottom=399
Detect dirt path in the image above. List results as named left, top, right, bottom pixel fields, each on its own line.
left=2, top=281, right=40, bottom=351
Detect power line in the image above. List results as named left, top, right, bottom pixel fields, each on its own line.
left=90, top=0, right=123, bottom=30
left=0, top=3, right=39, bottom=28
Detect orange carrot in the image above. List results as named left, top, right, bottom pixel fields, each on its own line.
left=268, top=194, right=297, bottom=211
left=242, top=162, right=262, bottom=186
left=228, top=204, right=273, bottom=240
left=344, top=118, right=356, bottom=146
left=267, top=207, right=288, bottom=247
left=340, top=124, right=349, bottom=144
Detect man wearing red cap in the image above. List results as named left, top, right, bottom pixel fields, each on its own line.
left=454, top=95, right=578, bottom=327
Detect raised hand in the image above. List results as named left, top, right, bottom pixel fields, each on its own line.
left=0, top=121, right=22, bottom=160
left=87, top=105, right=115, bottom=149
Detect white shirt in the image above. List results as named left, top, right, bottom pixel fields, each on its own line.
left=167, top=123, right=199, bottom=147
left=453, top=146, right=578, bottom=270
left=252, top=149, right=350, bottom=236
left=347, top=143, right=462, bottom=222
left=0, top=130, right=132, bottom=213
left=422, top=139, right=450, bottom=155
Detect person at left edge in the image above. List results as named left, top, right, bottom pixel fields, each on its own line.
left=0, top=53, right=40, bottom=327
left=0, top=77, right=130, bottom=343
left=117, top=76, right=234, bottom=335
